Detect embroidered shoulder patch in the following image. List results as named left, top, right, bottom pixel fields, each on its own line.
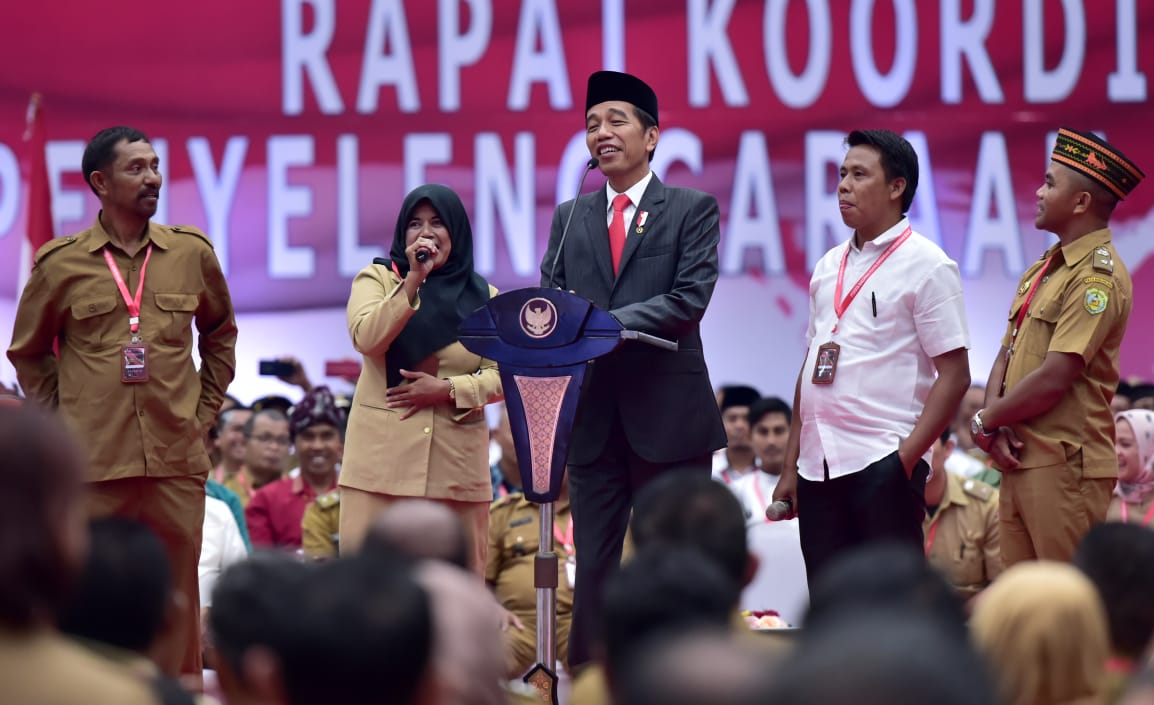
left=1084, top=287, right=1108, bottom=315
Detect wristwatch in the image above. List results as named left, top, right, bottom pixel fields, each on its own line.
left=970, top=409, right=995, bottom=438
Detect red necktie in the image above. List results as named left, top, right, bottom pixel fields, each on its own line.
left=609, top=193, right=631, bottom=274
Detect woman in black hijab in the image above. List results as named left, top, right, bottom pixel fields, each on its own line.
left=339, top=185, right=502, bottom=571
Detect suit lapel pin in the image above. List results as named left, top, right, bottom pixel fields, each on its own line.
left=636, top=210, right=648, bottom=234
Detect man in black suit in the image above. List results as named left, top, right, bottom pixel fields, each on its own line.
left=539, top=70, right=727, bottom=670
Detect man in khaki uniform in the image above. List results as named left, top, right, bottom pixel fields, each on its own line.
left=302, top=489, right=341, bottom=559
left=970, top=127, right=1143, bottom=566
left=486, top=482, right=574, bottom=679
left=923, top=430, right=1001, bottom=606
left=7, top=126, right=237, bottom=681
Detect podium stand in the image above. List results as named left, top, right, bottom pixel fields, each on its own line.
left=459, top=287, right=674, bottom=703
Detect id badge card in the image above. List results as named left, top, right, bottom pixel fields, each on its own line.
left=122, top=343, right=150, bottom=383
left=566, top=559, right=576, bottom=589
left=812, top=341, right=840, bottom=385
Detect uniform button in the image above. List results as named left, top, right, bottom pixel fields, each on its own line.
left=88, top=304, right=96, bottom=312
left=138, top=410, right=145, bottom=416
left=131, top=265, right=138, bottom=271
left=423, top=426, right=431, bottom=434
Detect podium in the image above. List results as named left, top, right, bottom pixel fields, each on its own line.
left=459, top=287, right=674, bottom=703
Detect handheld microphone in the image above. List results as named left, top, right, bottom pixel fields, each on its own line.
left=415, top=248, right=430, bottom=263
left=547, top=157, right=599, bottom=288
left=765, top=498, right=794, bottom=522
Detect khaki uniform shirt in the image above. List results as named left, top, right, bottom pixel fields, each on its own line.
left=923, top=473, right=1002, bottom=600
left=0, top=629, right=160, bottom=705
left=7, top=217, right=237, bottom=480
left=1000, top=229, right=1131, bottom=478
left=302, top=489, right=341, bottom=559
left=339, top=265, right=502, bottom=501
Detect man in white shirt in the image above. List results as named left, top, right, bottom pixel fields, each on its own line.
left=773, top=129, right=971, bottom=588
left=734, top=396, right=792, bottom=524
left=712, top=385, right=761, bottom=485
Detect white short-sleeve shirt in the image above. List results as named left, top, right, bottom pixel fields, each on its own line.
left=799, top=218, right=970, bottom=481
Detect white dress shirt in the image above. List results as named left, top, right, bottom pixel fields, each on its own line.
left=199, top=495, right=249, bottom=607
left=733, top=470, right=781, bottom=526
left=605, top=170, right=655, bottom=230
left=799, top=218, right=970, bottom=481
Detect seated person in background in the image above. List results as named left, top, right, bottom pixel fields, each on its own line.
left=489, top=404, right=523, bottom=499
left=226, top=409, right=291, bottom=507
left=246, top=388, right=343, bottom=550
left=486, top=474, right=574, bottom=679
left=361, top=499, right=473, bottom=570
left=733, top=396, right=791, bottom=524
left=0, top=405, right=159, bottom=705
left=301, top=488, right=341, bottom=560
left=211, top=406, right=252, bottom=487
left=923, top=429, right=1002, bottom=609
left=1108, top=410, right=1154, bottom=525
left=971, top=562, right=1110, bottom=705
left=1113, top=381, right=1134, bottom=414
left=712, top=385, right=761, bottom=485
left=58, top=518, right=195, bottom=705
left=1132, top=383, right=1154, bottom=412
left=199, top=495, right=248, bottom=650
left=1075, top=523, right=1154, bottom=697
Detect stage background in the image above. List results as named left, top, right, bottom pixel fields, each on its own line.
left=1, top=0, right=1151, bottom=405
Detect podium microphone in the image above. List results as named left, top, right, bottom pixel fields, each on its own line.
left=548, top=157, right=599, bottom=288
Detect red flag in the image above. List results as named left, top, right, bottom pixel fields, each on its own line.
left=23, top=93, right=53, bottom=253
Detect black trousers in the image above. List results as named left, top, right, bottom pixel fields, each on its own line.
left=566, top=414, right=711, bottom=671
left=797, top=450, right=929, bottom=590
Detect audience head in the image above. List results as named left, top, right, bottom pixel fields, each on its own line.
left=280, top=553, right=435, bottom=705
left=617, top=626, right=777, bottom=705
left=288, top=387, right=345, bottom=479
left=774, top=610, right=996, bottom=705
left=1115, top=410, right=1154, bottom=495
left=215, top=406, right=253, bottom=470
left=413, top=559, right=504, bottom=705
left=717, top=385, right=760, bottom=452
left=971, top=561, right=1109, bottom=705
left=210, top=552, right=310, bottom=705
left=1075, top=522, right=1154, bottom=663
left=243, top=409, right=291, bottom=482
left=58, top=518, right=171, bottom=656
left=0, top=404, right=89, bottom=631
left=361, top=499, right=471, bottom=571
left=748, top=396, right=791, bottom=474
left=632, top=472, right=752, bottom=588
left=804, top=543, right=966, bottom=640
left=600, top=546, right=740, bottom=695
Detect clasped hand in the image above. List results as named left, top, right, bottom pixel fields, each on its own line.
left=972, top=426, right=1023, bottom=471
left=386, top=370, right=450, bottom=420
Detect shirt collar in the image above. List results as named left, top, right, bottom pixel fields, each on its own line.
left=849, top=217, right=911, bottom=253
left=87, top=213, right=171, bottom=253
left=1059, top=228, right=1112, bottom=269
left=606, top=170, right=654, bottom=213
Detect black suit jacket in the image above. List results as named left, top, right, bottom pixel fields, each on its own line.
left=540, top=175, right=726, bottom=465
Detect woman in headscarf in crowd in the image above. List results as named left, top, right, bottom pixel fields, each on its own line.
left=1107, top=410, right=1154, bottom=526
left=339, top=184, right=501, bottom=571
left=971, top=561, right=1110, bottom=705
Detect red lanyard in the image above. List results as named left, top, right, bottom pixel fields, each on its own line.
left=924, top=519, right=940, bottom=556
left=832, top=226, right=912, bottom=333
left=1000, top=255, right=1054, bottom=393
left=1120, top=501, right=1154, bottom=526
left=553, top=516, right=574, bottom=558
left=103, top=244, right=154, bottom=337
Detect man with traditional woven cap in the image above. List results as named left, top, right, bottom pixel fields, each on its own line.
left=970, top=127, right=1144, bottom=566
left=539, top=70, right=726, bottom=670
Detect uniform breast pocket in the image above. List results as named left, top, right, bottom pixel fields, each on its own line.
left=153, top=293, right=199, bottom=346
left=1018, top=293, right=1061, bottom=360
left=69, top=296, right=119, bottom=350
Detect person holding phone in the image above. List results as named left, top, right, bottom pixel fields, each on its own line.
left=338, top=184, right=501, bottom=571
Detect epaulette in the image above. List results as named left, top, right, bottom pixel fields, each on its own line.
left=314, top=490, right=340, bottom=509
left=962, top=478, right=995, bottom=502
left=170, top=224, right=215, bottom=249
left=1092, top=247, right=1114, bottom=274
left=33, top=235, right=79, bottom=265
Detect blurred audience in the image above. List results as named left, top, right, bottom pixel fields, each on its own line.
left=489, top=404, right=523, bottom=499
left=712, top=385, right=761, bottom=484
left=229, top=409, right=291, bottom=508
left=362, top=499, right=472, bottom=570
left=0, top=404, right=159, bottom=704
left=732, top=396, right=791, bottom=524
left=1075, top=522, right=1154, bottom=698
left=58, top=518, right=195, bottom=704
left=972, top=561, right=1110, bottom=705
